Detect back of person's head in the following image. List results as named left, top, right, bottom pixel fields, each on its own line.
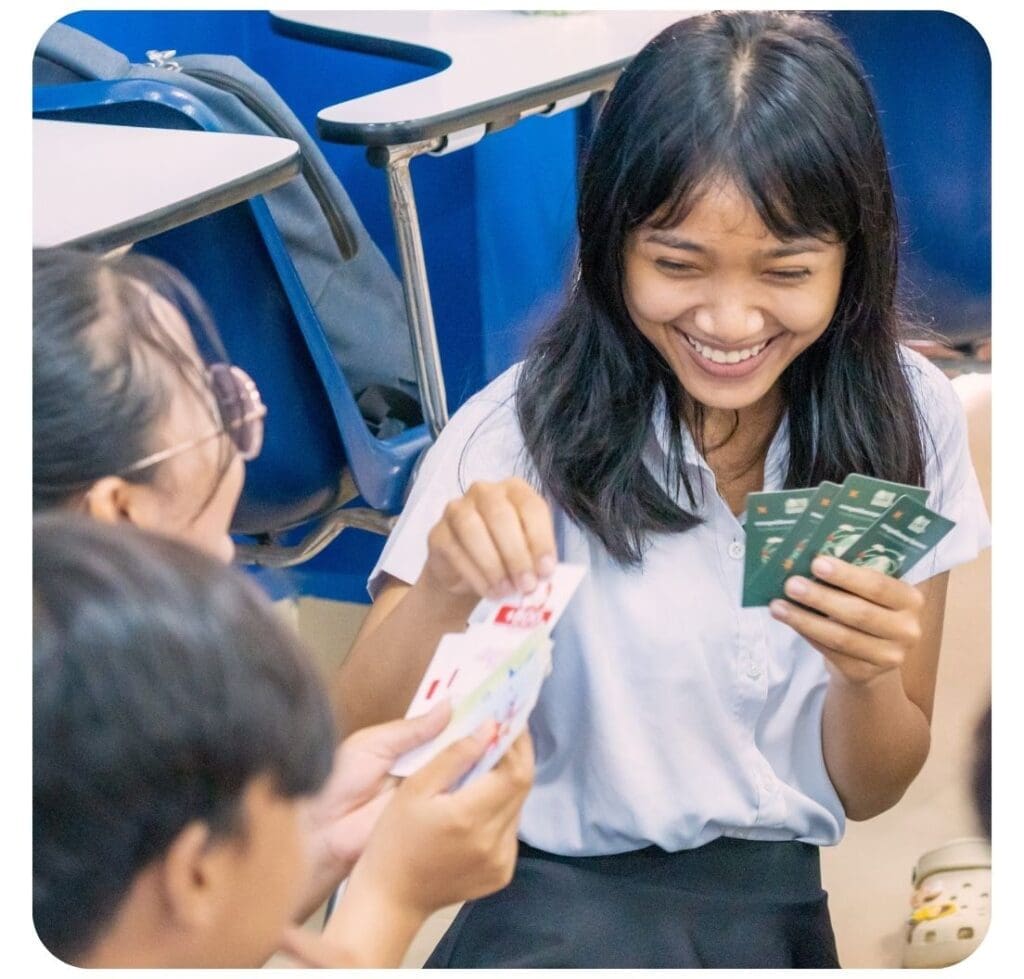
left=33, top=246, right=222, bottom=509
left=33, top=247, right=251, bottom=563
left=33, top=514, right=335, bottom=966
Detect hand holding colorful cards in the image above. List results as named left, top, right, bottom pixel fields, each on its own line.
left=742, top=474, right=955, bottom=607
left=390, top=563, right=585, bottom=786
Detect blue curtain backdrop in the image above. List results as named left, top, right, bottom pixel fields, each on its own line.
left=53, top=10, right=990, bottom=601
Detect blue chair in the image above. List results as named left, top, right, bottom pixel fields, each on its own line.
left=34, top=77, right=437, bottom=566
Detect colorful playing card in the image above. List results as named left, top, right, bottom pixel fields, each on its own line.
left=467, top=562, right=585, bottom=633
left=449, top=632, right=555, bottom=789
left=399, top=633, right=488, bottom=721
left=743, top=481, right=841, bottom=607
left=844, top=495, right=954, bottom=579
left=390, top=626, right=553, bottom=782
left=742, top=488, right=815, bottom=606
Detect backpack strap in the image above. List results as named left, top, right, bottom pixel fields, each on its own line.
left=33, top=22, right=131, bottom=84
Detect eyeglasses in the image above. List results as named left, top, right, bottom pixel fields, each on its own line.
left=119, top=364, right=267, bottom=476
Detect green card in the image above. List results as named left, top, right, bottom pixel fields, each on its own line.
left=741, top=489, right=815, bottom=606
left=799, top=475, right=930, bottom=577
left=743, top=481, right=841, bottom=607
left=844, top=495, right=954, bottom=579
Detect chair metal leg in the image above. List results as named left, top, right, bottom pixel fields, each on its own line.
left=370, top=140, right=450, bottom=439
left=233, top=473, right=398, bottom=567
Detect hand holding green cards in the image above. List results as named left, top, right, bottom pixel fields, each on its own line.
left=742, top=474, right=955, bottom=607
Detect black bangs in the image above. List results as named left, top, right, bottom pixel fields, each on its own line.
left=604, top=11, right=878, bottom=249
left=630, top=83, right=859, bottom=247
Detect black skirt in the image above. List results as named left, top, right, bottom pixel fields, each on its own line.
left=425, top=836, right=840, bottom=969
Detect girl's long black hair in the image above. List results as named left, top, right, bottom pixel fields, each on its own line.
left=516, top=11, right=927, bottom=566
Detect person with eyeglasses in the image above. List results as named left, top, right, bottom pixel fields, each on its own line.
left=31, top=246, right=534, bottom=966
left=33, top=247, right=262, bottom=564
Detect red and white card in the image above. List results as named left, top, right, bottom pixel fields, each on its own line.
left=466, top=562, right=586, bottom=632
left=388, top=562, right=585, bottom=783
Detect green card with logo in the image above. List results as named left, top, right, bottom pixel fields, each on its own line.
left=741, top=489, right=814, bottom=606
left=797, top=474, right=930, bottom=574
left=743, top=481, right=841, bottom=607
left=740, top=475, right=951, bottom=607
left=844, top=495, right=954, bottom=579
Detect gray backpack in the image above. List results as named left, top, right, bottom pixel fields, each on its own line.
left=33, top=21, right=421, bottom=432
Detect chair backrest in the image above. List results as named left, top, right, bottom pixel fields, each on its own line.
left=34, top=24, right=434, bottom=544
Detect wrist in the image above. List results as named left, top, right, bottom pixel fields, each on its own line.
left=294, top=831, right=355, bottom=923
left=324, top=861, right=429, bottom=967
left=412, top=569, right=478, bottom=620
left=829, top=661, right=902, bottom=693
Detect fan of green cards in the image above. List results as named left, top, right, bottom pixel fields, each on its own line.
left=741, top=474, right=956, bottom=607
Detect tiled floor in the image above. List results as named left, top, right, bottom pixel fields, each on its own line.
left=287, top=375, right=991, bottom=969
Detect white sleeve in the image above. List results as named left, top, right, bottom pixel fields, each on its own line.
left=367, top=365, right=530, bottom=599
left=899, top=352, right=991, bottom=585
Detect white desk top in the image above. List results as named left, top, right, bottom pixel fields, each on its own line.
left=270, top=10, right=698, bottom=145
left=33, top=120, right=301, bottom=250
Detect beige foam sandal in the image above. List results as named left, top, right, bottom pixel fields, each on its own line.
left=902, top=837, right=991, bottom=968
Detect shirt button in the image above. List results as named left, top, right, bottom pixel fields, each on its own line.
left=747, top=663, right=762, bottom=680
left=728, top=540, right=745, bottom=559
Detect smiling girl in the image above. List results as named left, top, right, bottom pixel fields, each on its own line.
left=333, top=11, right=990, bottom=967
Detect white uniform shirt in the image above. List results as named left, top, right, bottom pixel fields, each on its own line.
left=369, top=347, right=990, bottom=856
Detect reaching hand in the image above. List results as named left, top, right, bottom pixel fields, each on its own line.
left=282, top=725, right=535, bottom=968
left=298, top=700, right=452, bottom=915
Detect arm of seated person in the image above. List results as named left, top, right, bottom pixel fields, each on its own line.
left=277, top=729, right=534, bottom=968
left=335, top=479, right=558, bottom=735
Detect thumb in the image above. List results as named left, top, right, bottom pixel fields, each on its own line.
left=356, top=700, right=454, bottom=762
left=406, top=720, right=497, bottom=795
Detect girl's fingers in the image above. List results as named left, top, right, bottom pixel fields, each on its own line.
left=769, top=599, right=903, bottom=671
left=809, top=556, right=923, bottom=613
left=474, top=488, right=541, bottom=593
left=430, top=480, right=558, bottom=599
left=445, top=499, right=513, bottom=594
left=507, top=479, right=558, bottom=577
left=429, top=519, right=499, bottom=598
left=782, top=576, right=896, bottom=640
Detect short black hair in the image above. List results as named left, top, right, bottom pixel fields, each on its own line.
left=33, top=514, right=335, bottom=962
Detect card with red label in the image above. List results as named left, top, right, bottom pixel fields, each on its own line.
left=467, top=562, right=585, bottom=633
left=399, top=633, right=479, bottom=720
left=390, top=626, right=552, bottom=781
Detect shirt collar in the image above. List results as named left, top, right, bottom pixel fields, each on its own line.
left=650, top=385, right=791, bottom=489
